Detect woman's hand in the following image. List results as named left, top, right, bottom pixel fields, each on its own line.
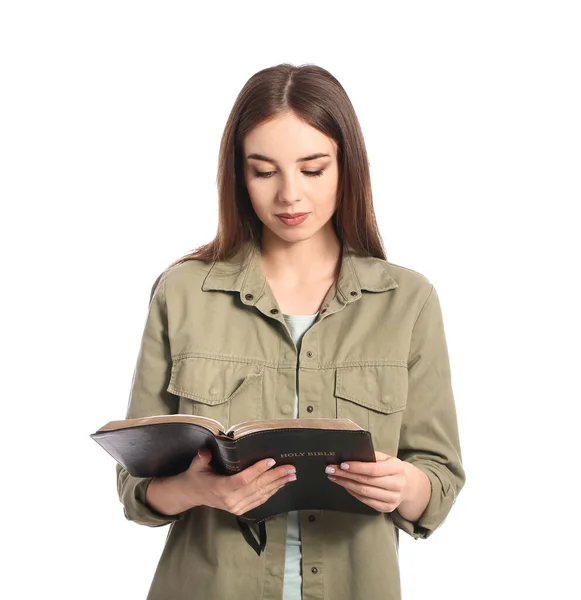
left=147, top=448, right=297, bottom=517
left=325, top=451, right=431, bottom=519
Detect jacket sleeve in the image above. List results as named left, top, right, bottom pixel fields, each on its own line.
left=116, top=269, right=187, bottom=527
left=391, top=284, right=466, bottom=539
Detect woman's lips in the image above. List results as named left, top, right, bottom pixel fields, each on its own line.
left=276, top=213, right=310, bottom=226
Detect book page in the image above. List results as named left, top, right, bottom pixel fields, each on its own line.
left=95, top=414, right=225, bottom=437
left=227, top=417, right=363, bottom=438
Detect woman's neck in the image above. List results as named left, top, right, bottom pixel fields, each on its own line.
left=259, top=226, right=342, bottom=286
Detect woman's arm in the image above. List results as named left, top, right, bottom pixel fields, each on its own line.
left=116, top=270, right=187, bottom=527
left=144, top=474, right=193, bottom=516
left=397, top=461, right=431, bottom=522
left=391, top=284, right=466, bottom=539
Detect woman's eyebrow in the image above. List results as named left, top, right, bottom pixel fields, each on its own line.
left=246, top=152, right=330, bottom=165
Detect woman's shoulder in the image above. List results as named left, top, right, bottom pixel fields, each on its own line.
left=376, top=259, right=443, bottom=324
left=166, top=256, right=214, bottom=279
left=384, top=259, right=433, bottom=288
left=150, top=257, right=215, bottom=299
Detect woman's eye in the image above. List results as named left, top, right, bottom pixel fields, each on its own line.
left=254, top=170, right=324, bottom=178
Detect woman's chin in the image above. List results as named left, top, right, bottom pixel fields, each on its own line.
left=271, top=228, right=316, bottom=245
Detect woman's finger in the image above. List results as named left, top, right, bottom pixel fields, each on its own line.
left=235, top=475, right=295, bottom=515
left=328, top=457, right=401, bottom=477
left=230, top=469, right=296, bottom=514
left=342, top=487, right=398, bottom=513
left=232, top=458, right=284, bottom=489
left=328, top=475, right=400, bottom=504
left=326, top=467, right=403, bottom=492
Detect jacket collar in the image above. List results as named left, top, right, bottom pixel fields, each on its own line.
left=202, top=239, right=398, bottom=307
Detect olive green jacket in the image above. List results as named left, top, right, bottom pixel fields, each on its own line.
left=116, top=240, right=465, bottom=600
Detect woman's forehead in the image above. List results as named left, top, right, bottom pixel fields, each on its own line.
left=243, top=115, right=337, bottom=163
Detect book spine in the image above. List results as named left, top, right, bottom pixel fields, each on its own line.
left=214, top=437, right=241, bottom=475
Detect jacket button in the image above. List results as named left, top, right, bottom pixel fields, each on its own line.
left=270, top=308, right=279, bottom=314
left=306, top=351, right=314, bottom=358
left=245, top=293, right=254, bottom=301
left=350, top=291, right=357, bottom=297
left=281, top=404, right=292, bottom=415
left=308, top=515, right=316, bottom=522
left=311, top=567, right=319, bottom=574
left=306, top=405, right=314, bottom=413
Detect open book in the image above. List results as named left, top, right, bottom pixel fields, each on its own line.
left=91, top=414, right=379, bottom=524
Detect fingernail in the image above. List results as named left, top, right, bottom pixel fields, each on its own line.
left=266, top=459, right=276, bottom=468
left=287, top=467, right=296, bottom=475
left=340, top=463, right=349, bottom=470
left=325, top=466, right=335, bottom=474
left=288, top=474, right=297, bottom=481
left=328, top=475, right=337, bottom=481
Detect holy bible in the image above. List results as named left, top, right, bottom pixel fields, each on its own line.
left=91, top=415, right=379, bottom=525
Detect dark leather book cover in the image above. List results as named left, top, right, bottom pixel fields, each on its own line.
left=236, top=427, right=379, bottom=521
left=91, top=417, right=379, bottom=521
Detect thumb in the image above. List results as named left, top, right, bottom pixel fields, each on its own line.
left=192, top=447, right=213, bottom=468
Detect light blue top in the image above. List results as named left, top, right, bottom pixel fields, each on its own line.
left=281, top=312, right=319, bottom=600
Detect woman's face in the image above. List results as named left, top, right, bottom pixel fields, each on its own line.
left=242, top=111, right=339, bottom=246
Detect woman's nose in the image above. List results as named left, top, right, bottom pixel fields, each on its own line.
left=278, top=173, right=302, bottom=204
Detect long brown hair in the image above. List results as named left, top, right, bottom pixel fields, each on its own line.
left=168, top=63, right=387, bottom=268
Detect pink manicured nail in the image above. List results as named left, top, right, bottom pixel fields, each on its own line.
left=328, top=475, right=337, bottom=481
left=325, top=466, right=335, bottom=474
left=340, top=463, right=350, bottom=470
left=266, top=459, right=276, bottom=468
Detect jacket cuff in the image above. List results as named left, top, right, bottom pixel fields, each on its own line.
left=391, top=461, right=455, bottom=540
left=118, top=468, right=186, bottom=527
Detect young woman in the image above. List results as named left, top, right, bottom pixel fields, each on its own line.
left=116, top=63, right=465, bottom=600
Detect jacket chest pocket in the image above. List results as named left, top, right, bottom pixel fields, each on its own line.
left=334, top=365, right=408, bottom=455
left=167, top=356, right=264, bottom=431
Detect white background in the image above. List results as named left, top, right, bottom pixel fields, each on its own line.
left=1, top=1, right=579, bottom=598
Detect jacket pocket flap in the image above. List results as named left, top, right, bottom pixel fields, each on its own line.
left=168, top=357, right=264, bottom=405
left=335, top=365, right=408, bottom=414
